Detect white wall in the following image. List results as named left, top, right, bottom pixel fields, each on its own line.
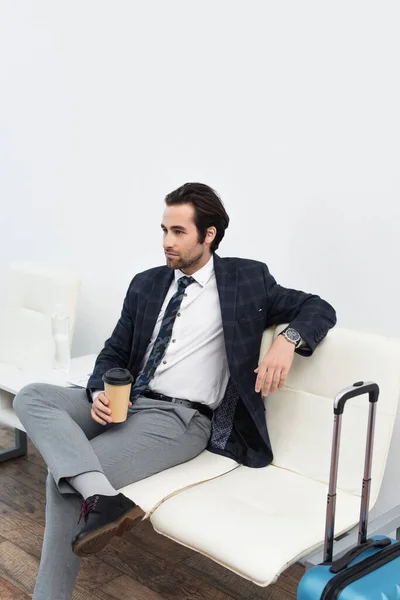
left=1, top=0, right=399, bottom=358
left=0, top=0, right=399, bottom=519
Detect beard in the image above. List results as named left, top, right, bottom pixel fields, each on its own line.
left=166, top=247, right=205, bottom=271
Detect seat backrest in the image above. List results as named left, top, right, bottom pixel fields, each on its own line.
left=260, top=325, right=400, bottom=508
left=0, top=262, right=81, bottom=369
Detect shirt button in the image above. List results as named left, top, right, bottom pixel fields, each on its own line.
left=163, top=360, right=167, bottom=364
left=184, top=293, right=187, bottom=297
left=172, top=339, right=176, bottom=343
left=177, top=312, right=181, bottom=317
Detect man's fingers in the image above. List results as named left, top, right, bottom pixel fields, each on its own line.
left=255, top=367, right=266, bottom=393
left=278, top=370, right=287, bottom=389
left=255, top=363, right=289, bottom=395
left=261, top=369, right=274, bottom=397
left=95, top=396, right=111, bottom=415
left=269, top=369, right=282, bottom=394
left=91, top=407, right=107, bottom=425
left=92, top=397, right=113, bottom=423
left=97, top=407, right=112, bottom=422
left=98, top=392, right=110, bottom=407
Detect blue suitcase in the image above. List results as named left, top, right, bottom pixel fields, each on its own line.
left=297, top=381, right=400, bottom=600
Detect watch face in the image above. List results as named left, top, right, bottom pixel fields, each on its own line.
left=286, top=328, right=300, bottom=342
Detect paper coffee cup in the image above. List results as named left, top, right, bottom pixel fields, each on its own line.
left=102, top=368, right=134, bottom=423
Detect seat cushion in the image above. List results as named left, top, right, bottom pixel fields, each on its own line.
left=119, top=450, right=238, bottom=514
left=150, top=464, right=361, bottom=587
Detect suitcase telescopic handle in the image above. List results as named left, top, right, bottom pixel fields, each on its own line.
left=323, top=381, right=380, bottom=564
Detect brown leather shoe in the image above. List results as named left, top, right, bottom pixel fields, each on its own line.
left=72, top=493, right=145, bottom=556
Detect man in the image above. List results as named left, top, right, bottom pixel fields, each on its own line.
left=13, top=182, right=336, bottom=600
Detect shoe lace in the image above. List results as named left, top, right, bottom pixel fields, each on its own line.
left=77, top=495, right=99, bottom=525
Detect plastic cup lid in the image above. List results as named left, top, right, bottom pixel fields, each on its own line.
left=102, top=368, right=133, bottom=386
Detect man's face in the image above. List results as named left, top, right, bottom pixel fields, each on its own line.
left=162, top=203, right=214, bottom=273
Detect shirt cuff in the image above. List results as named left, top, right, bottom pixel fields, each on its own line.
left=297, top=337, right=305, bottom=348
left=92, top=389, right=103, bottom=402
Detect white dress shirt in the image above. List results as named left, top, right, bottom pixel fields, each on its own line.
left=94, top=255, right=230, bottom=410
left=142, top=254, right=229, bottom=409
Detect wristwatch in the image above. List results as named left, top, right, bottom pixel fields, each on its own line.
left=280, top=327, right=302, bottom=348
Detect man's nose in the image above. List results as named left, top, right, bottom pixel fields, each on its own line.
left=163, top=233, right=174, bottom=249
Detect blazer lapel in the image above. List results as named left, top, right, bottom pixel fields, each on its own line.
left=214, top=253, right=238, bottom=366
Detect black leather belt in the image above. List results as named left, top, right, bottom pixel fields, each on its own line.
left=142, top=389, right=213, bottom=420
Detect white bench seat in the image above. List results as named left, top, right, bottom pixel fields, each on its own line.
left=120, top=450, right=239, bottom=515
left=144, top=325, right=400, bottom=587
left=150, top=465, right=361, bottom=586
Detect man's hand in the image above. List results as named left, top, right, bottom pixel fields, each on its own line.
left=254, top=335, right=295, bottom=396
left=91, top=392, right=132, bottom=425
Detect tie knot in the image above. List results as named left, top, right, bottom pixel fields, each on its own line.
left=178, top=275, right=195, bottom=290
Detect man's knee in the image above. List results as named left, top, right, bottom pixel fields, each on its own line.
left=13, top=382, right=48, bottom=416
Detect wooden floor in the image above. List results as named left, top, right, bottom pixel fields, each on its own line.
left=0, top=426, right=304, bottom=599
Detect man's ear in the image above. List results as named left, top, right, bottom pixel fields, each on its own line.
left=204, top=226, right=217, bottom=244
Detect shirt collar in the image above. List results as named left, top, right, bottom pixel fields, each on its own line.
left=174, top=254, right=214, bottom=288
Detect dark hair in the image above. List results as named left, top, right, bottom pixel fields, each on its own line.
left=164, top=183, right=229, bottom=253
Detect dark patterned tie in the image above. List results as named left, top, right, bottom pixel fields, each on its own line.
left=131, top=275, right=195, bottom=399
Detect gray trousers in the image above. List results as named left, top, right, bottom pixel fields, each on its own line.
left=13, top=383, right=211, bottom=600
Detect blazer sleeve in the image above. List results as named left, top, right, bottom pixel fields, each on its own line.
left=263, top=264, right=336, bottom=356
left=86, top=276, right=136, bottom=401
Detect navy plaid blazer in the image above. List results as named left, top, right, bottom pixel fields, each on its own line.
left=87, top=253, right=336, bottom=467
